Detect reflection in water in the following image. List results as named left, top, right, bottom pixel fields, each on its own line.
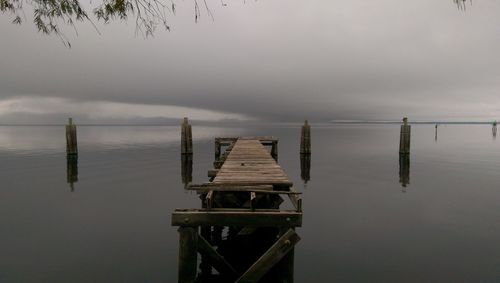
left=435, top=124, right=438, bottom=142
left=399, top=154, right=410, bottom=191
left=300, top=153, right=311, bottom=186
left=181, top=154, right=193, bottom=188
left=66, top=155, right=78, bottom=191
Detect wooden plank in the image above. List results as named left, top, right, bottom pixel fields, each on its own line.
left=206, top=191, right=214, bottom=210
left=178, top=226, right=198, bottom=283
left=236, top=229, right=300, bottom=283
left=287, top=187, right=302, bottom=212
left=172, top=210, right=302, bottom=227
left=197, top=234, right=239, bottom=279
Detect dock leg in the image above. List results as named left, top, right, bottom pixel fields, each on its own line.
left=178, top=226, right=198, bottom=283
left=300, top=120, right=311, bottom=154
left=399, top=117, right=411, bottom=154
left=65, top=118, right=78, bottom=156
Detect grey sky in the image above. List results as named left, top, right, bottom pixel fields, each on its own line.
left=1, top=0, right=499, bottom=123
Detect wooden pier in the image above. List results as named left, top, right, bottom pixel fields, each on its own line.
left=172, top=136, right=302, bottom=283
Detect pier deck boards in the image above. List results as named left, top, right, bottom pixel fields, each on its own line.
left=173, top=136, right=301, bottom=283
left=212, top=139, right=292, bottom=187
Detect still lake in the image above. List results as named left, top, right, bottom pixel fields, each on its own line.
left=1, top=124, right=500, bottom=282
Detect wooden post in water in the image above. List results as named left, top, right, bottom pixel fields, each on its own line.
left=66, top=118, right=78, bottom=156
left=300, top=120, right=311, bottom=154
left=493, top=120, right=497, bottom=138
left=178, top=226, right=198, bottom=283
left=271, top=140, right=278, bottom=161
left=181, top=118, right=193, bottom=154
left=399, top=117, right=411, bottom=154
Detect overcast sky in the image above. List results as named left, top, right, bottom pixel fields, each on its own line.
left=1, top=0, right=499, bottom=123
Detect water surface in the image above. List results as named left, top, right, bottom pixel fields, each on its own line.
left=1, top=124, right=499, bottom=282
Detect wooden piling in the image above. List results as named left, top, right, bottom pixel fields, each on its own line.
left=178, top=226, right=198, bottom=283
left=181, top=118, right=193, bottom=154
left=271, top=140, right=278, bottom=161
left=300, top=120, right=311, bottom=154
left=65, top=118, right=78, bottom=155
left=493, top=121, right=497, bottom=137
left=399, top=117, right=411, bottom=154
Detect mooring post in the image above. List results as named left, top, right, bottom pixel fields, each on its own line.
left=271, top=140, right=278, bottom=161
left=493, top=120, right=497, bottom=137
left=399, top=117, right=411, bottom=154
left=181, top=118, right=193, bottom=154
left=215, top=139, right=221, bottom=161
left=178, top=226, right=198, bottom=283
left=65, top=118, right=78, bottom=156
left=300, top=120, right=311, bottom=154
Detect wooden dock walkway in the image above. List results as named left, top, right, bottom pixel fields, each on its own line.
left=212, top=138, right=292, bottom=187
left=172, top=136, right=302, bottom=283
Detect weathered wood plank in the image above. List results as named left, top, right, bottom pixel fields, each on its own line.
left=172, top=210, right=302, bottom=227
left=236, top=229, right=301, bottom=283
left=197, top=234, right=239, bottom=279
left=178, top=226, right=198, bottom=283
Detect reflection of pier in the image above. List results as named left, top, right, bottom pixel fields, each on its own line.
left=173, top=137, right=302, bottom=283
left=66, top=155, right=78, bottom=191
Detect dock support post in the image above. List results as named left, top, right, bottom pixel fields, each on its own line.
left=181, top=154, right=193, bottom=188
left=178, top=226, right=198, bottom=283
left=300, top=120, right=311, bottom=154
left=399, top=117, right=411, bottom=154
left=215, top=139, right=221, bottom=161
left=181, top=118, right=193, bottom=154
left=66, top=118, right=78, bottom=156
left=271, top=140, right=278, bottom=161
left=493, top=120, right=497, bottom=138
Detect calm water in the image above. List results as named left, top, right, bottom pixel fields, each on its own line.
left=1, top=124, right=500, bottom=282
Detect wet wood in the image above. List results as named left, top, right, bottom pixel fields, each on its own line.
left=65, top=118, right=78, bottom=155
left=181, top=117, right=193, bottom=154
left=236, top=229, right=300, bottom=283
left=178, top=226, right=198, bottom=283
left=300, top=120, right=311, bottom=154
left=172, top=210, right=302, bottom=227
left=399, top=117, right=411, bottom=154
left=197, top=234, right=238, bottom=279
left=213, top=139, right=293, bottom=187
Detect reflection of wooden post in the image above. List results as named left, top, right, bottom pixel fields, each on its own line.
left=300, top=153, right=311, bottom=184
left=300, top=120, right=311, bottom=154
left=178, top=226, right=198, bottom=283
left=66, top=155, right=78, bottom=191
left=66, top=118, right=78, bottom=155
left=181, top=154, right=193, bottom=188
left=399, top=154, right=410, bottom=189
left=181, top=118, right=193, bottom=154
left=399, top=117, right=411, bottom=154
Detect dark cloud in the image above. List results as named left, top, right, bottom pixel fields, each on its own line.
left=1, top=0, right=499, bottom=122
